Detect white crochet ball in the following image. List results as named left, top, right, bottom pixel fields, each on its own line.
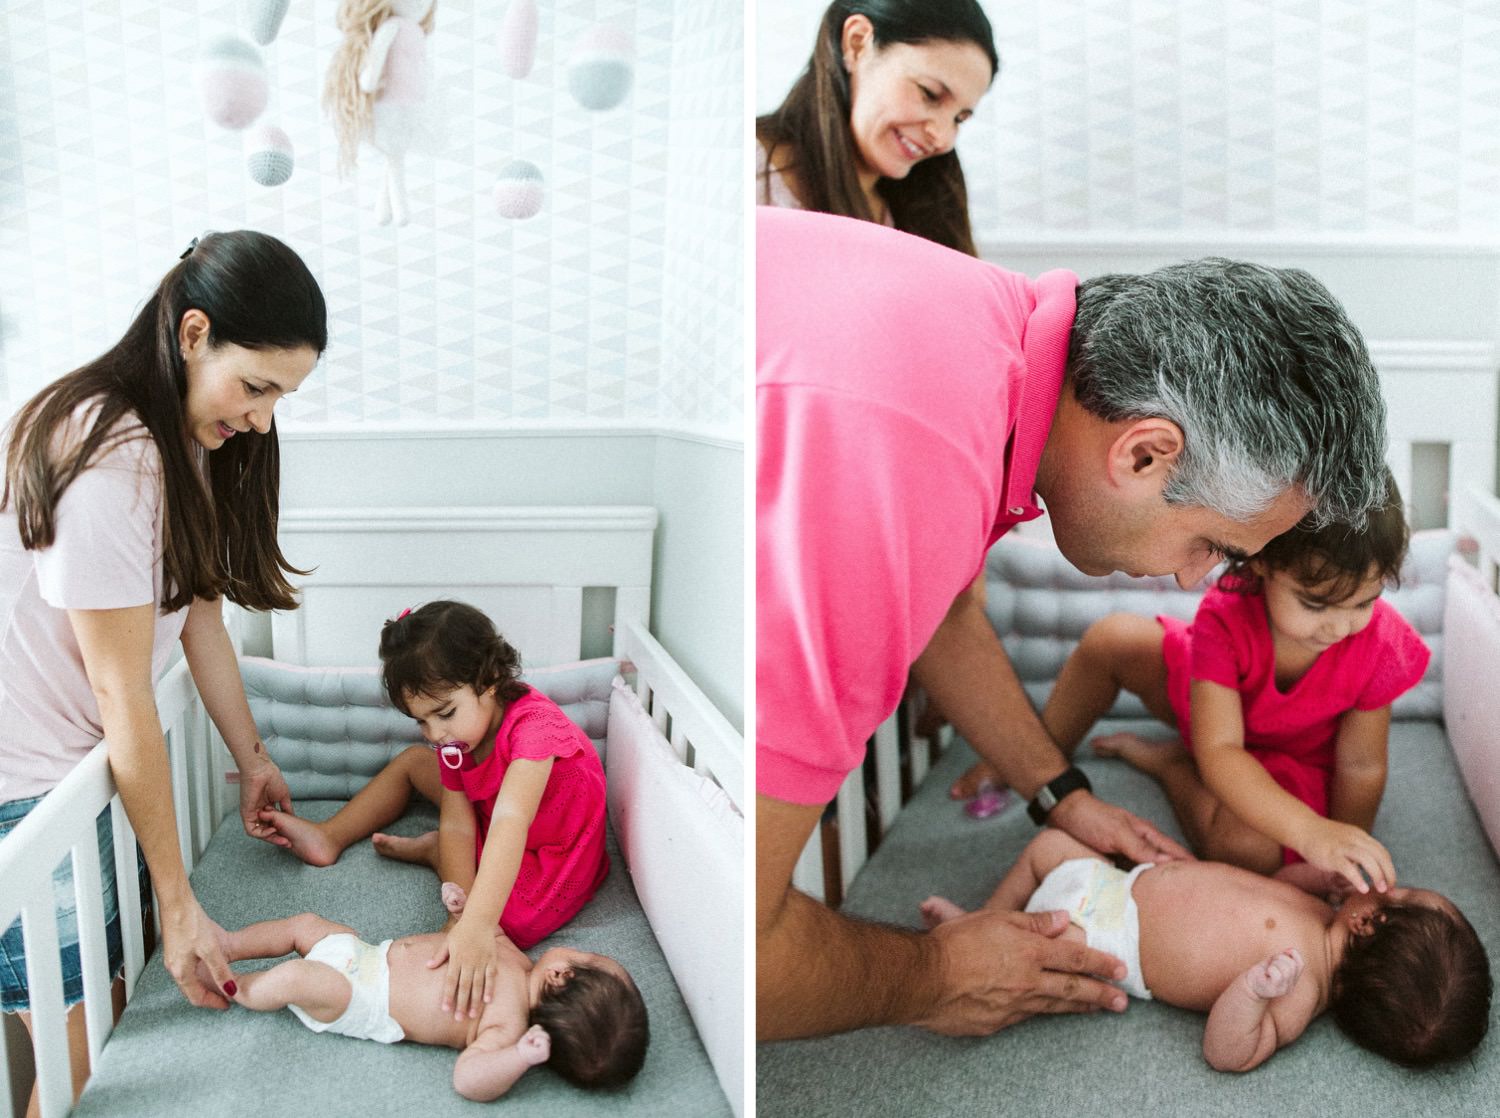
left=493, top=160, right=545, bottom=219
left=245, top=124, right=294, bottom=186
left=568, top=25, right=633, bottom=111
left=198, top=35, right=268, bottom=130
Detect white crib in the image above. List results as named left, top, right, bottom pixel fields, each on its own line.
left=0, top=506, right=744, bottom=1118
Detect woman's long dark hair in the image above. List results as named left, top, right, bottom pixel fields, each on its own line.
left=1, top=231, right=327, bottom=612
left=756, top=0, right=998, bottom=254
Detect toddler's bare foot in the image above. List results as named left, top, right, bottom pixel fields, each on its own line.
left=258, top=809, right=341, bottom=867
left=1090, top=732, right=1189, bottom=777
left=950, top=760, right=1003, bottom=800
left=919, top=895, right=968, bottom=929
left=372, top=830, right=439, bottom=869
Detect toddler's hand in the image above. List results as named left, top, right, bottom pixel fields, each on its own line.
left=516, top=1024, right=551, bottom=1065
left=1296, top=819, right=1395, bottom=895
left=1246, top=949, right=1304, bottom=1000
left=441, top=881, right=468, bottom=915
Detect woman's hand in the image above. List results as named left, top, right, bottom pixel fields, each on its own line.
left=428, top=913, right=501, bottom=1020
left=1294, top=818, right=1395, bottom=894
left=161, top=897, right=236, bottom=1009
left=238, top=750, right=295, bottom=846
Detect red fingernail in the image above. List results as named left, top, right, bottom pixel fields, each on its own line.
left=224, top=980, right=237, bottom=996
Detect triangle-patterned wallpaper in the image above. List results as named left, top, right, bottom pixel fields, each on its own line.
left=0, top=0, right=743, bottom=433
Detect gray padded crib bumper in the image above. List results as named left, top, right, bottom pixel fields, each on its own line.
left=985, top=528, right=1455, bottom=719
left=240, top=656, right=617, bottom=799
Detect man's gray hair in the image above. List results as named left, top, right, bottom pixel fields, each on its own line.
left=1067, top=257, right=1387, bottom=529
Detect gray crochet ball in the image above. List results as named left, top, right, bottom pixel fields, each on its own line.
left=247, top=149, right=293, bottom=187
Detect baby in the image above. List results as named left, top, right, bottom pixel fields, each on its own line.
left=922, top=829, right=1490, bottom=1070
left=216, top=913, right=649, bottom=1099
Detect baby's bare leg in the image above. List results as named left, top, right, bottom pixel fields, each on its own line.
left=223, top=913, right=357, bottom=962
left=234, top=959, right=352, bottom=1024
left=261, top=746, right=439, bottom=867
left=952, top=614, right=1172, bottom=798
left=920, top=829, right=1104, bottom=927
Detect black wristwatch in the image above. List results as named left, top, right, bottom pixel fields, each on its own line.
left=1027, top=765, right=1092, bottom=825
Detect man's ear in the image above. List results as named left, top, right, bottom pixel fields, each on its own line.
left=1105, top=417, right=1184, bottom=488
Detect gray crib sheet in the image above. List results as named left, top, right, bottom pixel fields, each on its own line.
left=74, top=801, right=730, bottom=1116
left=757, top=718, right=1500, bottom=1118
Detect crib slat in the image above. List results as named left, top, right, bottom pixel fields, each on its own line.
left=872, top=716, right=901, bottom=835
left=668, top=722, right=690, bottom=766
left=835, top=764, right=868, bottom=895
left=70, top=832, right=113, bottom=1069
left=113, top=798, right=146, bottom=1000
left=792, top=829, right=826, bottom=902
left=21, top=900, right=72, bottom=1118
left=908, top=714, right=930, bottom=788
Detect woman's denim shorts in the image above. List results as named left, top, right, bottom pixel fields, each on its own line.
left=0, top=794, right=148, bottom=1013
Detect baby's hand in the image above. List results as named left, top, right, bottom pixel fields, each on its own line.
left=441, top=881, right=468, bottom=916
left=516, top=1024, right=550, bottom=1066
left=1246, top=949, right=1304, bottom=1000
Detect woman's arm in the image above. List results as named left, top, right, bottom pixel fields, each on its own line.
left=178, top=595, right=294, bottom=843
left=68, top=604, right=235, bottom=1008
left=1191, top=680, right=1394, bottom=891
left=431, top=758, right=553, bottom=1019
left=1328, top=705, right=1391, bottom=832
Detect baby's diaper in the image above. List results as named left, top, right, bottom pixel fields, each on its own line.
left=290, top=932, right=405, bottom=1044
left=1024, top=857, right=1153, bottom=1000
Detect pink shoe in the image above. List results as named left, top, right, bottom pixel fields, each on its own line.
left=965, top=781, right=1014, bottom=820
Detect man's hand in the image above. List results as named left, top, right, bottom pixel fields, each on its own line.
left=1047, top=789, right=1192, bottom=864
left=913, top=908, right=1129, bottom=1036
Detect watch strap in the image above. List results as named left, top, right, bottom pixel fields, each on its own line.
left=1027, top=765, right=1092, bottom=825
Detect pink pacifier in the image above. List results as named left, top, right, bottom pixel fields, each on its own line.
left=438, top=741, right=472, bottom=771
left=965, top=779, right=1014, bottom=820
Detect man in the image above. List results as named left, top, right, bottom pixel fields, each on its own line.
left=756, top=208, right=1388, bottom=1041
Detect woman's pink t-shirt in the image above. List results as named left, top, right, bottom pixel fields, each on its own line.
left=0, top=418, right=190, bottom=802
left=438, top=686, right=608, bottom=948
left=1162, top=584, right=1430, bottom=846
left=757, top=209, right=1078, bottom=805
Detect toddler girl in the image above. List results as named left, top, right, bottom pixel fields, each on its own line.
left=260, top=601, right=609, bottom=1020
left=957, top=470, right=1426, bottom=892
left=220, top=911, right=647, bottom=1098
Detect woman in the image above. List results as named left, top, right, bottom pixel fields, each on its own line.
left=756, top=0, right=998, bottom=253
left=0, top=230, right=326, bottom=1108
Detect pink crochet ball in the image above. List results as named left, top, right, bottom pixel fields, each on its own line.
left=198, top=35, right=268, bottom=131
left=496, top=0, right=538, bottom=80
left=493, top=160, right=545, bottom=220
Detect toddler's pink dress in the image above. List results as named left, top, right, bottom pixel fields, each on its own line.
left=438, top=687, right=608, bottom=948
left=1160, top=582, right=1429, bottom=863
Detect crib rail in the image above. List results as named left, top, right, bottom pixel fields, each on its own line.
left=617, top=619, right=744, bottom=812
left=792, top=696, right=947, bottom=905
left=0, top=656, right=212, bottom=1118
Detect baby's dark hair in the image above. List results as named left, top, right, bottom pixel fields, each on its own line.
left=1221, top=466, right=1409, bottom=605
left=378, top=600, right=527, bottom=715
left=1330, top=900, right=1491, bottom=1068
left=529, top=964, right=650, bottom=1089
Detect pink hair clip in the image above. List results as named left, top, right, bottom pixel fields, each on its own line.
left=396, top=607, right=412, bottom=620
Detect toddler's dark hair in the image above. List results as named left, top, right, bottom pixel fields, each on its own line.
left=378, top=600, right=527, bottom=714
left=1330, top=901, right=1491, bottom=1068
left=1222, top=466, right=1409, bottom=605
left=530, top=964, right=650, bottom=1089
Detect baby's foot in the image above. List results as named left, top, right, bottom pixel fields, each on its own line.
left=372, top=829, right=439, bottom=868
left=919, top=895, right=968, bottom=929
left=257, top=809, right=341, bottom=867
left=1090, top=733, right=1188, bottom=777
left=950, top=760, right=1003, bottom=801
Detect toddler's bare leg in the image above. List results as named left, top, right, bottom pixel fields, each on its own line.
left=261, top=746, right=439, bottom=867
left=234, top=958, right=352, bottom=1024
left=1098, top=743, right=1280, bottom=872
left=952, top=614, right=1172, bottom=798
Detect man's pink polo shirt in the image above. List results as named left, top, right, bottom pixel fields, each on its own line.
left=756, top=209, right=1077, bottom=806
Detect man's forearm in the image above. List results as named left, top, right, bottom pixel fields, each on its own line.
left=911, top=589, right=1066, bottom=799
left=758, top=885, right=939, bottom=1041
